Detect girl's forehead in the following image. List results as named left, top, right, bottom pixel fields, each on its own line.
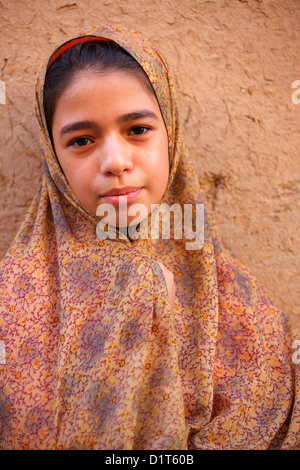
left=54, top=70, right=164, bottom=122
left=52, top=66, right=170, bottom=143
left=47, top=41, right=171, bottom=116
left=69, top=69, right=157, bottom=101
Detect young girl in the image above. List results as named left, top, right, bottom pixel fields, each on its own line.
left=0, top=25, right=299, bottom=450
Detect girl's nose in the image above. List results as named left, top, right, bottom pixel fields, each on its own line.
left=99, top=136, right=133, bottom=176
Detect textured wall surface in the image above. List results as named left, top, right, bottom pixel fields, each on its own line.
left=0, top=0, right=299, bottom=327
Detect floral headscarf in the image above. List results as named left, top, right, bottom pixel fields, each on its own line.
left=0, top=25, right=299, bottom=450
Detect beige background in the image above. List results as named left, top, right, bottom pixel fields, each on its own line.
left=0, top=0, right=299, bottom=327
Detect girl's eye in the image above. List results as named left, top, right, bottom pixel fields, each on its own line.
left=129, top=126, right=150, bottom=136
left=70, top=137, right=93, bottom=147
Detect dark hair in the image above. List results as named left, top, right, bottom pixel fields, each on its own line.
left=43, top=40, right=156, bottom=137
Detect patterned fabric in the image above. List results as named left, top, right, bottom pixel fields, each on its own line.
left=0, top=25, right=299, bottom=450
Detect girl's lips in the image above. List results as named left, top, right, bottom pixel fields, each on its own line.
left=101, top=187, right=143, bottom=205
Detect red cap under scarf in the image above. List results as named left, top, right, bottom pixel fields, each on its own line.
left=47, top=37, right=113, bottom=69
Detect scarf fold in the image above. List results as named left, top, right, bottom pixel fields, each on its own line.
left=0, top=25, right=299, bottom=450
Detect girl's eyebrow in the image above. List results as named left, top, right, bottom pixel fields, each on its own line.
left=118, top=110, right=159, bottom=123
left=60, top=120, right=98, bottom=137
left=59, top=110, right=159, bottom=137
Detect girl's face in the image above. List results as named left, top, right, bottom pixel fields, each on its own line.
left=51, top=69, right=169, bottom=227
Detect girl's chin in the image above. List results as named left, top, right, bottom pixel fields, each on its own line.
left=95, top=203, right=150, bottom=227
